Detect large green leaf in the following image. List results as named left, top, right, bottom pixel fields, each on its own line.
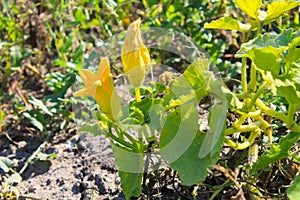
left=199, top=102, right=227, bottom=158
left=248, top=46, right=283, bottom=75
left=111, top=143, right=144, bottom=199
left=159, top=59, right=227, bottom=185
left=274, top=78, right=300, bottom=105
left=170, top=130, right=223, bottom=185
left=251, top=131, right=300, bottom=172
left=286, top=37, right=300, bottom=64
left=236, top=0, right=262, bottom=19
left=288, top=174, right=300, bottom=200
left=236, top=29, right=300, bottom=75
left=204, top=17, right=251, bottom=32
left=264, top=1, right=300, bottom=24
left=236, top=29, right=300, bottom=57
left=159, top=103, right=199, bottom=164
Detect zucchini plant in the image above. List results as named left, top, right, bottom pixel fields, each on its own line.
left=74, top=0, right=300, bottom=199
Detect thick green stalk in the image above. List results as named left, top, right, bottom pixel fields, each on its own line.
left=248, top=63, right=257, bottom=92
left=247, top=81, right=269, bottom=110
left=224, top=128, right=261, bottom=150
left=225, top=120, right=264, bottom=136
left=255, top=99, right=288, bottom=122
left=241, top=57, right=248, bottom=93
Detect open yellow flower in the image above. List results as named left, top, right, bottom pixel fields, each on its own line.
left=121, top=19, right=151, bottom=87
left=74, top=57, right=121, bottom=121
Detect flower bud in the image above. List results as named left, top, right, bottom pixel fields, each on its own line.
left=121, top=19, right=151, bottom=87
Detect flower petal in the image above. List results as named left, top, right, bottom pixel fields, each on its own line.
left=79, top=69, right=98, bottom=87
left=98, top=57, right=111, bottom=82
left=73, top=88, right=94, bottom=97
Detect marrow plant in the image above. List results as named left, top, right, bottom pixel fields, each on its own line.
left=74, top=1, right=300, bottom=198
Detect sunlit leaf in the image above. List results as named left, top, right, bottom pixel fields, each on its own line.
left=204, top=17, right=251, bottom=32
left=7, top=173, right=22, bottom=184
left=236, top=0, right=262, bottom=19
left=274, top=78, right=300, bottom=105
left=264, top=1, right=300, bottom=24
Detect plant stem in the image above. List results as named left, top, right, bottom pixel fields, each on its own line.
left=287, top=104, right=296, bottom=127
left=19, top=142, right=47, bottom=175
left=224, top=128, right=260, bottom=150
left=247, top=81, right=269, bottom=110
left=107, top=126, right=133, bottom=150
left=225, top=120, right=264, bottom=136
left=241, top=57, right=247, bottom=93
left=248, top=62, right=257, bottom=92
left=135, top=87, right=141, bottom=102
left=255, top=99, right=288, bottom=122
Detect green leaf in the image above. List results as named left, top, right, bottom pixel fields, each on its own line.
left=172, top=130, right=223, bottom=186
left=252, top=131, right=300, bottom=172
left=159, top=103, right=222, bottom=186
left=74, top=9, right=86, bottom=23
left=29, top=97, right=53, bottom=116
left=159, top=103, right=199, bottom=164
left=183, top=59, right=211, bottom=100
left=236, top=29, right=300, bottom=57
left=274, top=78, right=300, bottom=105
left=204, top=17, right=251, bottom=32
left=248, top=46, right=283, bottom=75
left=0, top=156, right=14, bottom=173
left=130, top=98, right=162, bottom=124
left=286, top=37, right=300, bottom=64
left=287, top=174, right=300, bottom=200
left=236, top=0, right=262, bottom=19
left=199, top=102, right=227, bottom=158
left=78, top=123, right=104, bottom=136
left=264, top=1, right=300, bottom=24
left=111, top=143, right=143, bottom=199
left=23, top=112, right=44, bottom=132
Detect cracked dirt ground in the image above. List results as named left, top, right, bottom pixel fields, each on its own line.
left=1, top=133, right=125, bottom=200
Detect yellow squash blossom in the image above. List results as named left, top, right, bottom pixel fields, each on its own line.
left=74, top=57, right=121, bottom=121
left=121, top=19, right=151, bottom=87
